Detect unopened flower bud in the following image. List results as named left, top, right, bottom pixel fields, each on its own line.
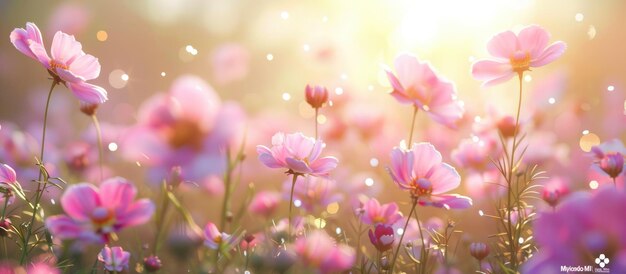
left=469, top=242, right=490, bottom=261
left=305, top=84, right=329, bottom=109
left=143, top=255, right=162, bottom=272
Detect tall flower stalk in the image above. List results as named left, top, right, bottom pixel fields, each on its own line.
left=471, top=25, right=566, bottom=270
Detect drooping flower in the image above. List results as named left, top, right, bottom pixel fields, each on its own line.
left=523, top=186, right=626, bottom=273
left=591, top=139, right=626, bottom=180
left=472, top=25, right=566, bottom=86
left=385, top=53, right=464, bottom=128
left=360, top=198, right=402, bottom=226
left=305, top=84, right=329, bottom=109
left=248, top=191, right=281, bottom=217
left=292, top=230, right=355, bottom=273
left=45, top=177, right=155, bottom=243
left=256, top=132, right=338, bottom=176
left=388, top=143, right=472, bottom=209
left=123, top=75, right=246, bottom=184
left=368, top=224, right=395, bottom=252
left=98, top=246, right=130, bottom=272
left=203, top=222, right=235, bottom=250
left=469, top=242, right=490, bottom=261
left=10, top=22, right=107, bottom=104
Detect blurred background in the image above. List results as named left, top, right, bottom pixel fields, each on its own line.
left=0, top=0, right=625, bottom=271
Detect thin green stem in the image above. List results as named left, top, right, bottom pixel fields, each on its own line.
left=220, top=149, right=233, bottom=232
left=288, top=173, right=299, bottom=242
left=91, top=115, right=105, bottom=182
left=413, top=207, right=428, bottom=274
left=20, top=80, right=57, bottom=264
left=408, top=106, right=418, bottom=148
left=390, top=198, right=417, bottom=273
left=506, top=72, right=524, bottom=269
left=1, top=196, right=8, bottom=259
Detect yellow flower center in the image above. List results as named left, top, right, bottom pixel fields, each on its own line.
left=510, top=51, right=531, bottom=73
left=49, top=60, right=68, bottom=71
left=410, top=178, right=433, bottom=198
left=167, top=120, right=205, bottom=149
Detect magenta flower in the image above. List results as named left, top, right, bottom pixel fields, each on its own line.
left=360, top=198, right=402, bottom=226
left=472, top=25, right=566, bottom=86
left=292, top=230, right=355, bottom=273
left=10, top=22, right=107, bottom=104
left=248, top=191, right=281, bottom=218
left=45, top=177, right=155, bottom=243
left=388, top=143, right=472, bottom=209
left=256, top=132, right=338, bottom=176
left=98, top=245, right=130, bottom=272
left=591, top=139, right=626, bottom=180
left=203, top=222, right=235, bottom=250
left=523, top=186, right=626, bottom=273
left=368, top=224, right=395, bottom=252
left=541, top=177, right=569, bottom=208
left=27, top=262, right=61, bottom=274
left=385, top=53, right=464, bottom=128
left=305, top=84, right=329, bottom=109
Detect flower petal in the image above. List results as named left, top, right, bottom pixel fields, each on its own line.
left=411, top=143, right=442, bottom=178
left=45, top=215, right=83, bottom=240
left=28, top=42, right=51, bottom=69
left=486, top=30, right=518, bottom=59
left=428, top=163, right=461, bottom=194
left=518, top=25, right=550, bottom=58
left=257, top=145, right=284, bottom=168
left=116, top=199, right=155, bottom=227
left=425, top=194, right=473, bottom=209
left=56, top=67, right=85, bottom=83
left=471, top=60, right=513, bottom=81
left=99, top=177, right=137, bottom=212
left=530, top=42, right=566, bottom=67
left=69, top=54, right=101, bottom=80
left=285, top=157, right=313, bottom=174
left=67, top=82, right=108, bottom=104
left=51, top=31, right=83, bottom=64
left=61, top=183, right=101, bottom=221
left=309, top=157, right=338, bottom=175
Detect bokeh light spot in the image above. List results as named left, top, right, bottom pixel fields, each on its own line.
left=109, top=69, right=128, bottom=89
left=96, top=30, right=108, bottom=41
left=579, top=132, right=600, bottom=152
left=326, top=202, right=339, bottom=214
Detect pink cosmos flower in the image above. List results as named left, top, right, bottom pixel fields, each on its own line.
left=451, top=137, right=499, bottom=171
left=98, top=246, right=130, bottom=272
left=292, top=230, right=355, bottom=274
left=471, top=25, right=566, bottom=86
left=541, top=177, right=570, bottom=208
left=123, top=75, right=246, bottom=184
left=281, top=175, right=343, bottom=214
left=385, top=53, right=464, bottom=128
left=523, top=186, right=626, bottom=273
left=10, top=22, right=107, bottom=104
left=27, top=262, right=61, bottom=274
left=360, top=198, right=402, bottom=226
left=248, top=191, right=281, bottom=217
left=368, top=224, right=395, bottom=252
left=204, top=222, right=235, bottom=250
left=305, top=84, right=329, bottom=109
left=388, top=143, right=472, bottom=209
left=256, top=132, right=338, bottom=176
left=45, top=177, right=155, bottom=243
left=591, top=139, right=626, bottom=180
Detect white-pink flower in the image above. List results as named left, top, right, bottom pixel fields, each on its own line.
left=472, top=25, right=566, bottom=86
left=385, top=53, right=464, bottom=128
left=256, top=132, right=338, bottom=176
left=10, top=22, right=107, bottom=104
